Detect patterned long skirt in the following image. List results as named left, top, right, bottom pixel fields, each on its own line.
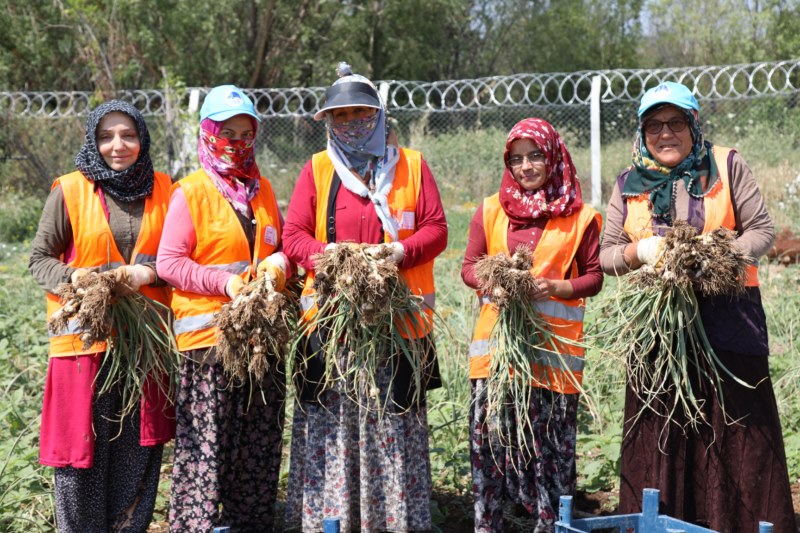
left=169, top=351, right=285, bottom=532
left=470, top=379, right=578, bottom=533
left=53, top=373, right=164, bottom=533
left=285, top=365, right=433, bottom=532
left=619, top=350, right=795, bottom=533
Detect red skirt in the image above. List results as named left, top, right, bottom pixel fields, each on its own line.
left=40, top=353, right=175, bottom=468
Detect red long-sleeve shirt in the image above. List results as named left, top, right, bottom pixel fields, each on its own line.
left=283, top=157, right=448, bottom=270
left=461, top=203, right=603, bottom=299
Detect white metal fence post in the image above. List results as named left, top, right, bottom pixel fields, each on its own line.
left=590, top=75, right=602, bottom=207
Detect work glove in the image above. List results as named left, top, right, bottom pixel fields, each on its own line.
left=636, top=236, right=665, bottom=267
left=256, top=253, right=287, bottom=292
left=112, top=265, right=156, bottom=295
left=70, top=267, right=94, bottom=285
left=365, top=242, right=405, bottom=264
left=225, top=275, right=245, bottom=299
left=324, top=243, right=337, bottom=254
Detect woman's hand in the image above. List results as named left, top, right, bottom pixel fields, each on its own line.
left=529, top=277, right=574, bottom=301
left=256, top=253, right=287, bottom=292
left=225, top=275, right=245, bottom=299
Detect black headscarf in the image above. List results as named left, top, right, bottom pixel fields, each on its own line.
left=74, top=100, right=154, bottom=202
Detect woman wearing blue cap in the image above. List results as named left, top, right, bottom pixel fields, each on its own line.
left=157, top=85, right=291, bottom=531
left=282, top=63, right=447, bottom=532
left=600, top=81, right=794, bottom=531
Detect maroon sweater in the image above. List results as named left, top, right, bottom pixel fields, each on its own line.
left=283, top=157, right=448, bottom=269
left=461, top=203, right=603, bottom=299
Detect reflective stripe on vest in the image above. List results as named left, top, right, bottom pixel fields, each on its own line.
left=622, top=145, right=758, bottom=287
left=468, top=340, right=586, bottom=372
left=479, top=296, right=585, bottom=322
left=173, top=313, right=216, bottom=335
left=300, top=148, right=436, bottom=339
left=468, top=193, right=601, bottom=393
left=46, top=171, right=172, bottom=357
left=168, top=169, right=282, bottom=351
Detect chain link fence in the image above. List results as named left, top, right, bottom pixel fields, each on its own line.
left=2, top=59, right=799, bottom=209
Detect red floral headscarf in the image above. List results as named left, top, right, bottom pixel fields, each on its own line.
left=499, top=118, right=583, bottom=224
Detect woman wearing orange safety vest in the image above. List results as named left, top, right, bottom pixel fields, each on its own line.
left=282, top=62, right=448, bottom=532
left=461, top=118, right=603, bottom=533
left=28, top=100, right=173, bottom=532
left=600, top=81, right=794, bottom=532
left=156, top=85, right=291, bottom=532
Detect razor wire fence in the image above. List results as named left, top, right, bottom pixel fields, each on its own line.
left=1, top=59, right=799, bottom=206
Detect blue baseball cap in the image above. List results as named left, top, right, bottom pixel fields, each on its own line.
left=638, top=81, right=699, bottom=118
left=200, top=85, right=260, bottom=123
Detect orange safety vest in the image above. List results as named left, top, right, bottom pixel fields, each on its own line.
left=46, top=171, right=172, bottom=357
left=299, top=148, right=435, bottom=338
left=169, top=169, right=282, bottom=351
left=468, top=194, right=601, bottom=394
left=623, top=145, right=758, bottom=287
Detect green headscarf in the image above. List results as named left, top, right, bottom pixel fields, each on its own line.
left=622, top=106, right=718, bottom=225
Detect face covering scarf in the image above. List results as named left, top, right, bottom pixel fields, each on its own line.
left=197, top=117, right=261, bottom=218
left=325, top=108, right=401, bottom=241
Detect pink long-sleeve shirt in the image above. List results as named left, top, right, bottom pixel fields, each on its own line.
left=282, top=156, right=448, bottom=270
left=156, top=187, right=289, bottom=295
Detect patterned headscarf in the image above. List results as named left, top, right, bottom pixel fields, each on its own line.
left=74, top=100, right=154, bottom=202
left=623, top=105, right=718, bottom=225
left=498, top=118, right=583, bottom=224
left=197, top=117, right=261, bottom=218
left=325, top=64, right=387, bottom=176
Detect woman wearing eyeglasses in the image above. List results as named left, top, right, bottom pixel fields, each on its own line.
left=600, top=82, right=794, bottom=532
left=461, top=118, right=602, bottom=533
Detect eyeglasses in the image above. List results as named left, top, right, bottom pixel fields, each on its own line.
left=643, top=117, right=689, bottom=135
left=507, top=151, right=546, bottom=168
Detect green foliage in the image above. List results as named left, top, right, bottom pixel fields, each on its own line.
left=5, top=0, right=797, bottom=92
left=0, top=249, right=54, bottom=530
left=0, top=191, right=43, bottom=243
left=1, top=130, right=799, bottom=525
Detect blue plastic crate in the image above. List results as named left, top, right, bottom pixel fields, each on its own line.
left=555, top=488, right=774, bottom=533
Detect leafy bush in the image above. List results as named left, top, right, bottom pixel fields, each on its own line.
left=0, top=191, right=43, bottom=243
left=0, top=248, right=54, bottom=530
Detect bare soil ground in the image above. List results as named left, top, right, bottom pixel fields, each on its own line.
left=149, top=482, right=800, bottom=531
left=770, top=228, right=800, bottom=264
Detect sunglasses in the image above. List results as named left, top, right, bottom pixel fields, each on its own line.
left=642, top=117, right=689, bottom=135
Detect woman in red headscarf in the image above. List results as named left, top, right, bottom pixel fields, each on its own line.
left=461, top=118, right=603, bottom=533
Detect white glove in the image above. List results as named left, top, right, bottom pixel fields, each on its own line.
left=113, top=265, right=156, bottom=291
left=636, top=236, right=665, bottom=266
left=324, top=243, right=337, bottom=253
left=365, top=242, right=405, bottom=264
left=70, top=268, right=93, bottom=285
left=386, top=242, right=405, bottom=263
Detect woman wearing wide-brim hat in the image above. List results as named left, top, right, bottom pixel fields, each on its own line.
left=282, top=62, right=448, bottom=532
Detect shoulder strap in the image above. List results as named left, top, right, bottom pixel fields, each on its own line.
left=325, top=172, right=342, bottom=243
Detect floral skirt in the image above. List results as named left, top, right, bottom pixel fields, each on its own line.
left=53, top=371, right=163, bottom=533
left=169, top=351, right=285, bottom=532
left=469, top=379, right=578, bottom=533
left=286, top=365, right=433, bottom=532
